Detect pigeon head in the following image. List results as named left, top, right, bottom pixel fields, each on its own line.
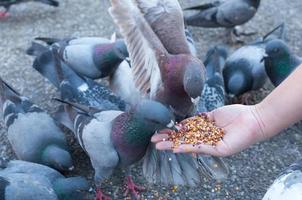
left=265, top=39, right=290, bottom=61
left=53, top=177, right=89, bottom=200
left=132, top=99, right=175, bottom=131
left=183, top=59, right=206, bottom=99
left=224, top=63, right=253, bottom=96
left=41, top=144, right=74, bottom=172
left=94, top=39, right=129, bottom=77
left=264, top=39, right=299, bottom=86
left=114, top=39, right=129, bottom=59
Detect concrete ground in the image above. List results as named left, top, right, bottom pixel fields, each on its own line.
left=0, top=0, right=302, bottom=199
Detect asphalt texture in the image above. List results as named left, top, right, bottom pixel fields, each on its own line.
left=1, top=0, right=302, bottom=199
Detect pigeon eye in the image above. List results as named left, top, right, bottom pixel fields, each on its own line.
left=273, top=48, right=279, bottom=53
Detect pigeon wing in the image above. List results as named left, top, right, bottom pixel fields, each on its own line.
left=135, top=0, right=192, bottom=55
left=109, top=0, right=166, bottom=98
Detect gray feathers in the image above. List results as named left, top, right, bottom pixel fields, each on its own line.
left=30, top=36, right=128, bottom=79
left=263, top=159, right=302, bottom=200
left=264, top=39, right=302, bottom=86
left=0, top=78, right=73, bottom=172
left=184, top=0, right=260, bottom=28
left=7, top=112, right=73, bottom=171
left=27, top=42, right=128, bottom=112
left=142, top=38, right=229, bottom=187
left=0, top=0, right=59, bottom=10
left=0, top=160, right=89, bottom=200
left=0, top=176, right=9, bottom=200
left=223, top=24, right=286, bottom=95
left=196, top=46, right=227, bottom=113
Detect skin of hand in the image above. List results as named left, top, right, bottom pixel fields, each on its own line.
left=152, top=64, right=302, bottom=157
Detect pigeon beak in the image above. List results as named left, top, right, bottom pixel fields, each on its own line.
left=261, top=53, right=268, bottom=63
left=166, top=120, right=179, bottom=132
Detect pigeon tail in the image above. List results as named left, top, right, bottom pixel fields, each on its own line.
left=0, top=176, right=9, bottom=200
left=263, top=23, right=287, bottom=41
left=36, top=0, right=59, bottom=7
left=143, top=143, right=228, bottom=186
left=26, top=42, right=49, bottom=57
left=197, top=155, right=229, bottom=180
left=35, top=37, right=61, bottom=45
left=0, top=77, right=42, bottom=127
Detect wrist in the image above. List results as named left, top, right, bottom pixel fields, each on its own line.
left=249, top=104, right=267, bottom=142
left=252, top=100, right=283, bottom=141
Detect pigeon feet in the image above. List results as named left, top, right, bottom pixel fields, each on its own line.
left=95, top=188, right=111, bottom=200
left=227, top=27, right=257, bottom=44
left=232, top=93, right=252, bottom=105
left=0, top=12, right=9, bottom=19
left=124, top=176, right=145, bottom=199
left=233, top=27, right=257, bottom=37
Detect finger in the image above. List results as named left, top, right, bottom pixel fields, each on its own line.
left=151, top=133, right=169, bottom=143
left=158, top=129, right=174, bottom=135
left=155, top=141, right=174, bottom=150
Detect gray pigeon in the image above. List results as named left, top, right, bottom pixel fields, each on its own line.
left=223, top=23, right=286, bottom=103
left=27, top=42, right=128, bottom=111
left=263, top=159, right=302, bottom=200
left=0, top=0, right=59, bottom=18
left=184, top=27, right=198, bottom=57
left=184, top=0, right=261, bottom=43
left=54, top=98, right=175, bottom=199
left=195, top=46, right=228, bottom=113
left=27, top=36, right=128, bottom=79
left=0, top=160, right=89, bottom=200
left=0, top=77, right=73, bottom=172
left=264, top=39, right=302, bottom=86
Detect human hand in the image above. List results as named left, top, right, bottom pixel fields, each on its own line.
left=152, top=104, right=265, bottom=157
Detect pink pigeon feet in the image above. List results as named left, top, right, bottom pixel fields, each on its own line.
left=0, top=12, right=9, bottom=19
left=239, top=93, right=253, bottom=105
left=95, top=188, right=111, bottom=200
left=232, top=93, right=252, bottom=105
left=124, top=176, right=145, bottom=199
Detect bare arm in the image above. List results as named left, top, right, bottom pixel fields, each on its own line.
left=152, top=64, right=302, bottom=156
left=256, top=64, right=302, bottom=140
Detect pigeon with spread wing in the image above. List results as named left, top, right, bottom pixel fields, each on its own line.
left=109, top=0, right=228, bottom=189
left=109, top=0, right=206, bottom=120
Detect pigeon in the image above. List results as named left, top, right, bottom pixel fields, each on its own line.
left=54, top=98, right=175, bottom=199
left=223, top=23, right=286, bottom=103
left=264, top=39, right=302, bottom=86
left=0, top=160, right=89, bottom=200
left=184, top=27, right=198, bottom=57
left=0, top=77, right=73, bottom=172
left=195, top=46, right=228, bottom=113
left=27, top=42, right=128, bottom=111
left=262, top=159, right=302, bottom=200
left=142, top=46, right=230, bottom=186
left=109, top=0, right=229, bottom=187
left=0, top=0, right=59, bottom=18
left=109, top=0, right=206, bottom=120
left=27, top=36, right=128, bottom=79
left=184, top=0, right=261, bottom=43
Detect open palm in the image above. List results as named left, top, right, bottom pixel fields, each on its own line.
left=152, top=104, right=265, bottom=157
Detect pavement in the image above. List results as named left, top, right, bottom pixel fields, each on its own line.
left=0, top=0, right=302, bottom=199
